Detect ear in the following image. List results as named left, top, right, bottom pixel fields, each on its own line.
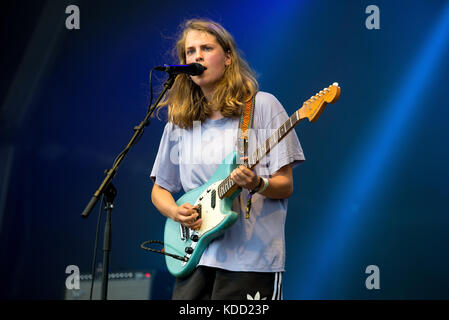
left=225, top=51, right=232, bottom=66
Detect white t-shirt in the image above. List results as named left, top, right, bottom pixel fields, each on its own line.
left=150, top=91, right=305, bottom=272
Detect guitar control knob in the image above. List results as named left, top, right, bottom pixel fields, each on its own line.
left=185, top=247, right=194, bottom=254
left=190, top=234, right=199, bottom=242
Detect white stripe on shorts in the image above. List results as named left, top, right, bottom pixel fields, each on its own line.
left=272, top=272, right=283, bottom=300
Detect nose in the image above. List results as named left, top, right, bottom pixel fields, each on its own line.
left=195, top=50, right=204, bottom=62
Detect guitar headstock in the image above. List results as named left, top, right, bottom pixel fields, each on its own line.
left=298, top=82, right=341, bottom=122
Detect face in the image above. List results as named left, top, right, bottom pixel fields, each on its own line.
left=184, top=30, right=231, bottom=94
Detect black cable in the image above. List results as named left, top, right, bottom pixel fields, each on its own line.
left=141, top=240, right=188, bottom=262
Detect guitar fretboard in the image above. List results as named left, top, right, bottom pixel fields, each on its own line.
left=217, top=110, right=301, bottom=198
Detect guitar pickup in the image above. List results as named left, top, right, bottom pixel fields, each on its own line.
left=211, top=190, right=216, bottom=209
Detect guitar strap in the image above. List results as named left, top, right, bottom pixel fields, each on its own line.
left=237, top=95, right=256, bottom=162
left=237, top=95, right=256, bottom=219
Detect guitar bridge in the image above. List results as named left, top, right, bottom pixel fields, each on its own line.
left=179, top=224, right=189, bottom=242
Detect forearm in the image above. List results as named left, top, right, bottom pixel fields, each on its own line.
left=231, top=163, right=294, bottom=200
left=258, top=174, right=293, bottom=199
left=151, top=184, right=177, bottom=219
left=151, top=183, right=202, bottom=229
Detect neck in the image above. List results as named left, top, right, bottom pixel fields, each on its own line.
left=208, top=109, right=223, bottom=120
left=201, top=86, right=224, bottom=120
left=201, top=86, right=214, bottom=103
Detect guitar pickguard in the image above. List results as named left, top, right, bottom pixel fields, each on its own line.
left=194, top=181, right=228, bottom=236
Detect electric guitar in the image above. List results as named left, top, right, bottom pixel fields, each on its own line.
left=163, top=83, right=341, bottom=278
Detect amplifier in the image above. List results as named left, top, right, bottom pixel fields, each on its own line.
left=64, top=270, right=173, bottom=300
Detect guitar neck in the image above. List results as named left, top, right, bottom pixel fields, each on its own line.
left=217, top=109, right=305, bottom=199
left=247, top=110, right=303, bottom=169
left=216, top=82, right=340, bottom=199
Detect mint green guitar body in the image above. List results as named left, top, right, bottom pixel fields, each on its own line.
left=164, top=151, right=241, bottom=278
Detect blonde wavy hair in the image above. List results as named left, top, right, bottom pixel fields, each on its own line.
left=157, top=19, right=259, bottom=128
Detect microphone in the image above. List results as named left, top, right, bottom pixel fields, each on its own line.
left=155, top=63, right=206, bottom=76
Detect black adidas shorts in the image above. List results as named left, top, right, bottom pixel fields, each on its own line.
left=172, top=266, right=283, bottom=300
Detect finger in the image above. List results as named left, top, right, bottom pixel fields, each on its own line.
left=185, top=217, right=201, bottom=229
left=182, top=203, right=194, bottom=209
left=181, top=212, right=198, bottom=223
left=179, top=208, right=196, bottom=218
left=230, top=171, right=243, bottom=184
left=179, top=203, right=198, bottom=216
left=233, top=167, right=247, bottom=179
left=239, top=156, right=248, bottom=164
left=239, top=164, right=256, bottom=175
left=184, top=204, right=199, bottom=213
left=190, top=219, right=202, bottom=230
left=178, top=208, right=191, bottom=216
left=234, top=169, right=254, bottom=185
left=177, top=204, right=190, bottom=216
left=183, top=217, right=195, bottom=226
left=238, top=165, right=255, bottom=178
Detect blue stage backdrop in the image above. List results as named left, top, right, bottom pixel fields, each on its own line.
left=1, top=0, right=449, bottom=299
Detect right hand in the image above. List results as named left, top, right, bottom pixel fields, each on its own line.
left=170, top=203, right=202, bottom=230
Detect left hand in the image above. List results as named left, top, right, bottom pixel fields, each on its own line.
left=230, top=158, right=260, bottom=190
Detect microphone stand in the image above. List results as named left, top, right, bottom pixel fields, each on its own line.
left=81, top=72, right=177, bottom=300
